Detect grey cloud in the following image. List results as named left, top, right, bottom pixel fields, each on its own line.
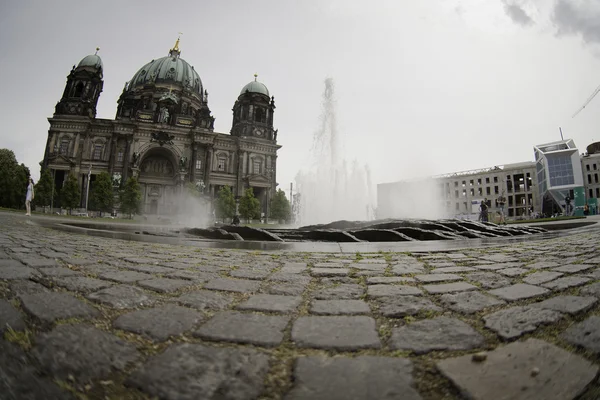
left=553, top=0, right=600, bottom=44
left=502, top=1, right=534, bottom=26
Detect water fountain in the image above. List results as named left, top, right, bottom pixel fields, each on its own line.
left=294, top=78, right=376, bottom=226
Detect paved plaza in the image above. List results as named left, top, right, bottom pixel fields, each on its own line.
left=1, top=212, right=599, bottom=399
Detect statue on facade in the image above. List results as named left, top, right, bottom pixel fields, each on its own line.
left=274, top=129, right=278, bottom=141
left=149, top=70, right=157, bottom=83
left=159, top=107, right=170, bottom=123
left=132, top=152, right=140, bottom=167
left=179, top=156, right=188, bottom=170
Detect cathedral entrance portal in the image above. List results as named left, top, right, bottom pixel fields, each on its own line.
left=138, top=149, right=179, bottom=216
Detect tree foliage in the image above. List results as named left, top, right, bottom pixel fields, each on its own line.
left=61, top=173, right=81, bottom=212
left=119, top=177, right=142, bottom=218
left=89, top=172, right=114, bottom=213
left=0, top=149, right=30, bottom=209
left=239, top=188, right=261, bottom=222
left=270, top=189, right=291, bottom=222
left=34, top=168, right=55, bottom=208
left=214, top=186, right=235, bottom=222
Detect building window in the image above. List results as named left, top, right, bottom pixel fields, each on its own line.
left=594, top=163, right=597, bottom=170
left=486, top=187, right=491, bottom=195
left=217, top=157, right=226, bottom=171
left=589, top=175, right=593, bottom=184
left=597, top=188, right=600, bottom=198
left=196, top=159, right=202, bottom=170
left=469, top=180, right=473, bottom=186
left=494, top=177, right=498, bottom=183
left=477, top=178, right=481, bottom=185
left=253, top=160, right=261, bottom=174
left=59, top=139, right=69, bottom=155
left=587, top=165, right=590, bottom=171
left=454, top=190, right=458, bottom=198
left=547, top=154, right=575, bottom=186
left=462, top=181, right=466, bottom=187
left=470, top=188, right=474, bottom=196
left=494, top=186, right=499, bottom=194
left=454, top=181, right=458, bottom=187
left=93, top=145, right=103, bottom=160
left=478, top=188, right=482, bottom=195
left=462, top=190, right=466, bottom=197
left=485, top=177, right=490, bottom=184
left=117, top=150, right=124, bottom=163
left=590, top=189, right=594, bottom=199
left=595, top=174, right=599, bottom=184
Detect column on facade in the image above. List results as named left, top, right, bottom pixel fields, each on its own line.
left=122, top=137, right=132, bottom=183
left=191, top=143, right=198, bottom=183
left=203, top=145, right=212, bottom=187
left=108, top=134, right=118, bottom=175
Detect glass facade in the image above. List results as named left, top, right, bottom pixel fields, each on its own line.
left=547, top=154, right=575, bottom=186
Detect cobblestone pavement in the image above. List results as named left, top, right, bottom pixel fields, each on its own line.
left=1, top=212, right=600, bottom=400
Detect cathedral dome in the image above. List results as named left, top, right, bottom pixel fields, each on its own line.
left=240, top=75, right=270, bottom=97
left=77, top=54, right=103, bottom=70
left=128, top=44, right=203, bottom=95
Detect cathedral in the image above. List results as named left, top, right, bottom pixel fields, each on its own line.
left=42, top=39, right=281, bottom=217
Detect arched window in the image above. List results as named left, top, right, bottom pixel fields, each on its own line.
left=73, top=82, right=84, bottom=97
left=254, top=108, right=265, bottom=123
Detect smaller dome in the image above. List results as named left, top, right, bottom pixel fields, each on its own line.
left=240, top=77, right=269, bottom=97
left=77, top=54, right=103, bottom=70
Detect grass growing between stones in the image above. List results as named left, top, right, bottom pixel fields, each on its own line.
left=3, top=326, right=33, bottom=350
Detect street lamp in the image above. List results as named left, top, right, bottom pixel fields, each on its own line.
left=85, top=163, right=92, bottom=216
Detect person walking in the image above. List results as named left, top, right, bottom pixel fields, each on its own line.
left=25, top=177, right=34, bottom=216
left=497, top=192, right=506, bottom=225
left=479, top=198, right=489, bottom=222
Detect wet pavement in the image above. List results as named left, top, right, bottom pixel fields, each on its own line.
left=1, top=211, right=599, bottom=399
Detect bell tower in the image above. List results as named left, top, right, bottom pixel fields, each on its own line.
left=55, top=48, right=104, bottom=118
left=231, top=74, right=277, bottom=141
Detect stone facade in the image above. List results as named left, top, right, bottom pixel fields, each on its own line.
left=43, top=43, right=280, bottom=217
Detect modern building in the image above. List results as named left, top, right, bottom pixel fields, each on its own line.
left=378, top=162, right=538, bottom=220
left=42, top=39, right=281, bottom=216
left=378, top=138, right=600, bottom=220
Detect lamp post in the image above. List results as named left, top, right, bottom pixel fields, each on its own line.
left=85, top=163, right=92, bottom=216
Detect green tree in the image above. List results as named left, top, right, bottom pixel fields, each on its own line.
left=89, top=172, right=115, bottom=214
left=214, top=186, right=235, bottom=222
left=0, top=149, right=30, bottom=209
left=34, top=168, right=55, bottom=209
left=61, top=173, right=81, bottom=213
left=119, top=177, right=142, bottom=219
left=239, top=188, right=261, bottom=223
left=270, top=189, right=291, bottom=222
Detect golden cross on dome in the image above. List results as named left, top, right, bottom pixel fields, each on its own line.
left=173, top=32, right=183, bottom=51
left=254, top=73, right=258, bottom=81
left=95, top=47, right=100, bottom=55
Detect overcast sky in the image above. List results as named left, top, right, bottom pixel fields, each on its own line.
left=1, top=0, right=599, bottom=192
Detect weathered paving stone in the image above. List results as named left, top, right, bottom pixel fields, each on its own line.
left=542, top=276, right=591, bottom=290
left=170, top=290, right=234, bottom=311
left=480, top=254, right=519, bottom=263
left=488, top=283, right=549, bottom=301
left=269, top=272, right=311, bottom=284
left=437, top=338, right=598, bottom=400
left=123, top=257, right=159, bottom=264
left=391, top=264, right=425, bottom=275
left=484, top=306, right=563, bottom=339
left=497, top=267, right=528, bottom=277
left=38, top=267, right=83, bottom=278
left=127, top=343, right=269, bottom=400
left=165, top=270, right=217, bottom=282
left=367, top=284, right=422, bottom=297
left=114, top=305, right=204, bottom=341
left=0, top=266, right=40, bottom=280
left=431, top=266, right=476, bottom=273
left=86, top=285, right=156, bottom=309
left=523, top=271, right=563, bottom=285
left=138, top=278, right=193, bottom=293
left=125, top=264, right=175, bottom=274
left=377, top=295, right=441, bottom=317
left=292, top=316, right=381, bottom=350
left=267, top=282, right=308, bottom=296
left=470, top=263, right=515, bottom=271
left=390, top=317, right=484, bottom=354
left=52, top=277, right=112, bottom=292
left=33, top=324, right=140, bottom=383
left=195, top=311, right=289, bottom=346
left=230, top=269, right=271, bottom=280
left=237, top=294, right=302, bottom=313
left=19, top=292, right=99, bottom=323
left=423, top=282, right=477, bottom=294
left=427, top=261, right=457, bottom=268
left=310, top=300, right=371, bottom=315
left=440, top=291, right=505, bottom=314
left=581, top=282, right=600, bottom=297
left=0, top=299, right=26, bottom=332
left=311, top=268, right=349, bottom=277
left=280, top=264, right=307, bottom=274
left=285, top=356, right=422, bottom=400
left=0, top=259, right=26, bottom=268
left=99, top=270, right=152, bottom=283
left=366, top=276, right=415, bottom=284
left=8, top=280, right=49, bottom=295
left=415, top=273, right=462, bottom=283
left=61, top=257, right=96, bottom=266
left=585, top=268, right=600, bottom=280
left=533, top=295, right=597, bottom=314
left=353, top=263, right=387, bottom=272
left=18, top=257, right=59, bottom=268
left=561, top=316, right=600, bottom=354
left=466, top=272, right=511, bottom=289
left=552, top=264, right=594, bottom=273
left=524, top=261, right=560, bottom=269
left=204, top=278, right=261, bottom=293
left=0, top=340, right=71, bottom=400
left=314, top=283, right=364, bottom=300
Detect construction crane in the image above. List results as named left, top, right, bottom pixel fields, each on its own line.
left=572, top=82, right=600, bottom=118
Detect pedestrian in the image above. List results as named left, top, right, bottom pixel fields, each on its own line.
left=25, top=177, right=34, bottom=216
left=584, top=203, right=589, bottom=216
left=497, top=192, right=506, bottom=225
left=479, top=198, right=489, bottom=222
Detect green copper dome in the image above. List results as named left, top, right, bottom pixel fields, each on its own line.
left=129, top=50, right=203, bottom=95
left=77, top=54, right=103, bottom=70
left=240, top=78, right=270, bottom=97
